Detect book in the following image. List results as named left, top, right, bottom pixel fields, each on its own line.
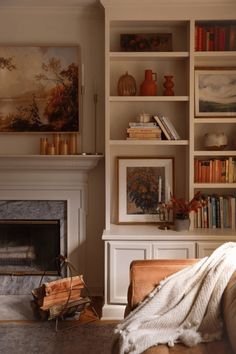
left=153, top=115, right=172, bottom=140
left=127, top=127, right=161, bottom=133
left=129, top=122, right=157, bottom=128
left=159, top=115, right=181, bottom=140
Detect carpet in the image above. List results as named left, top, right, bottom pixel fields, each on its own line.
left=0, top=320, right=117, bottom=354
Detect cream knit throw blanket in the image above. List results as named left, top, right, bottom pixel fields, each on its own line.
left=115, top=242, right=236, bottom=354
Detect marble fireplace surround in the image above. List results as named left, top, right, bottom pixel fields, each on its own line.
left=0, top=155, right=102, bottom=294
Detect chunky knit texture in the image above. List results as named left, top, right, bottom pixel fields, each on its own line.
left=115, top=242, right=236, bottom=354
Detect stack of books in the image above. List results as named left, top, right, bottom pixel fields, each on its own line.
left=154, top=114, right=180, bottom=140
left=127, top=122, right=162, bottom=140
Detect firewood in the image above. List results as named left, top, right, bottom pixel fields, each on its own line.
left=38, top=289, right=82, bottom=309
left=32, top=275, right=84, bottom=300
left=47, top=296, right=91, bottom=320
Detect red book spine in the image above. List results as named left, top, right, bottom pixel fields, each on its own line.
left=218, top=26, right=226, bottom=51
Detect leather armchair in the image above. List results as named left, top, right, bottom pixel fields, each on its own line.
left=113, top=259, right=236, bottom=354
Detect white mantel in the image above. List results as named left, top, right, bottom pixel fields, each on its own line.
left=0, top=154, right=103, bottom=276
left=0, top=154, right=102, bottom=171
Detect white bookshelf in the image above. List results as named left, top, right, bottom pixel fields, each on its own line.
left=100, top=0, right=236, bottom=319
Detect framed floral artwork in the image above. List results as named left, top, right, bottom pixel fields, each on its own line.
left=117, top=156, right=174, bottom=224
left=0, top=45, right=80, bottom=132
left=195, top=68, right=236, bottom=117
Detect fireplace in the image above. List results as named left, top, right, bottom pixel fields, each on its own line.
left=0, top=154, right=102, bottom=295
left=0, top=220, right=61, bottom=275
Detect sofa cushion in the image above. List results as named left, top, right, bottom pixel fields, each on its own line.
left=223, top=271, right=236, bottom=353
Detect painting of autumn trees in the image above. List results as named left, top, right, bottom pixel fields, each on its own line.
left=0, top=46, right=79, bottom=132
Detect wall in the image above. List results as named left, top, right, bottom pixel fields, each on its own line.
left=0, top=4, right=105, bottom=294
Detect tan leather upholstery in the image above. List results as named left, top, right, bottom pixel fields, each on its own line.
left=118, top=259, right=236, bottom=354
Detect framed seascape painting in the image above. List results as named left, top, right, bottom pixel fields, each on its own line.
left=195, top=68, right=236, bottom=117
left=117, top=156, right=174, bottom=224
left=0, top=45, right=79, bottom=132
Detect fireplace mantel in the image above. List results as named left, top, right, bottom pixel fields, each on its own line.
left=0, top=154, right=103, bottom=171
left=0, top=153, right=104, bottom=277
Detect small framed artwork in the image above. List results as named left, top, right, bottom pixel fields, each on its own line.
left=120, top=33, right=172, bottom=52
left=0, top=45, right=80, bottom=132
left=117, top=156, right=174, bottom=224
left=195, top=68, right=236, bottom=117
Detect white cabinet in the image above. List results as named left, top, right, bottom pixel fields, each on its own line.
left=153, top=241, right=195, bottom=259
left=107, top=241, right=152, bottom=304
left=197, top=241, right=225, bottom=258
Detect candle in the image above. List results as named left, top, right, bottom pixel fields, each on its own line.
left=158, top=176, right=162, bottom=203
left=81, top=63, right=85, bottom=87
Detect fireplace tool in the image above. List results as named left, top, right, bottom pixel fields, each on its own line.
left=31, top=255, right=99, bottom=331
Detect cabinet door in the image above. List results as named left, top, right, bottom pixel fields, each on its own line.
left=197, top=241, right=225, bottom=258
left=108, top=241, right=152, bottom=304
left=153, top=241, right=196, bottom=259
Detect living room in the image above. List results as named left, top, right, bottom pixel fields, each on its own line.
left=0, top=0, right=236, bottom=353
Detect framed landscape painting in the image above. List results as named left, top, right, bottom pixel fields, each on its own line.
left=0, top=45, right=79, bottom=132
left=195, top=68, right=236, bottom=117
left=117, top=156, right=174, bottom=224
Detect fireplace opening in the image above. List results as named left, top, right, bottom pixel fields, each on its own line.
left=0, top=220, right=61, bottom=275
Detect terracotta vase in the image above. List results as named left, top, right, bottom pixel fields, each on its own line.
left=140, top=69, right=157, bottom=96
left=163, top=75, right=174, bottom=96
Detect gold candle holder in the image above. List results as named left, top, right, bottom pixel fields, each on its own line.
left=40, top=137, right=48, bottom=155
left=68, top=133, right=77, bottom=154
left=47, top=143, right=55, bottom=155
left=53, top=134, right=60, bottom=155
left=60, top=140, right=68, bottom=155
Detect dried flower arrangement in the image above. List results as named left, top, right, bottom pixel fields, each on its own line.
left=170, top=191, right=205, bottom=220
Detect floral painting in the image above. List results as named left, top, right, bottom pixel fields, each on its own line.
left=0, top=46, right=79, bottom=132
left=117, top=157, right=174, bottom=223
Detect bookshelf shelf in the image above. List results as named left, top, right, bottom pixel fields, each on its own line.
left=194, top=151, right=236, bottom=157
left=194, top=183, right=236, bottom=189
left=109, top=96, right=189, bottom=102
left=110, top=52, right=189, bottom=60
left=110, top=139, right=189, bottom=146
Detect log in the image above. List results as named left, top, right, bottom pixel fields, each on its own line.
left=38, top=289, right=83, bottom=309
left=47, top=296, right=91, bottom=320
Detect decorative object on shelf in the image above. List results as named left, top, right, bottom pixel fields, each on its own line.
left=140, top=69, right=157, bottom=96
left=120, top=33, right=172, bottom=52
left=136, top=111, right=152, bottom=123
left=204, top=132, right=228, bottom=150
left=195, top=68, right=236, bottom=117
left=60, top=139, right=68, bottom=155
left=156, top=202, right=171, bottom=230
left=117, top=156, right=174, bottom=223
left=40, top=137, right=48, bottom=155
left=47, top=143, right=55, bottom=155
left=0, top=45, right=79, bottom=132
left=163, top=75, right=175, bottom=96
left=170, top=192, right=205, bottom=231
left=117, top=71, right=137, bottom=96
left=53, top=134, right=60, bottom=155
left=68, top=133, right=77, bottom=154
left=174, top=218, right=190, bottom=231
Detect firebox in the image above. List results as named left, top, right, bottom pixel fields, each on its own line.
left=0, top=220, right=61, bottom=275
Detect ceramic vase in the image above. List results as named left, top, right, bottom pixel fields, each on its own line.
left=175, top=218, right=190, bottom=231
left=163, top=75, right=174, bottom=96
left=140, top=69, right=157, bottom=96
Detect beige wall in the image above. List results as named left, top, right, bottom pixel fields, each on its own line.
left=0, top=5, right=105, bottom=294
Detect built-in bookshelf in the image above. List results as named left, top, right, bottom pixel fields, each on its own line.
left=101, top=0, right=236, bottom=319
